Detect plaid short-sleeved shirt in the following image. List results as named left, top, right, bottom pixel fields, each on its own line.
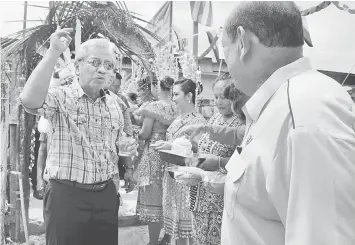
left=20, top=81, right=124, bottom=184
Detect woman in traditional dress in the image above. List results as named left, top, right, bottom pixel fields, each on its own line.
left=128, top=76, right=156, bottom=191
left=152, top=78, right=206, bottom=245
left=184, top=73, right=246, bottom=245
left=136, top=76, right=178, bottom=245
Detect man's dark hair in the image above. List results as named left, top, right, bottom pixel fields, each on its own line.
left=225, top=1, right=303, bottom=47
left=114, top=69, right=122, bottom=80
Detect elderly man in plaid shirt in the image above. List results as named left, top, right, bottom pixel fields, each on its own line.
left=20, top=28, right=137, bottom=245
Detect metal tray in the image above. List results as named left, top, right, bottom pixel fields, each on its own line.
left=158, top=150, right=206, bottom=167
left=166, top=166, right=205, bottom=180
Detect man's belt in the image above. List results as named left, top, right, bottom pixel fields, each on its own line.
left=53, top=179, right=112, bottom=192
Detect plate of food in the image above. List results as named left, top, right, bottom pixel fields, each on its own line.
left=166, top=166, right=205, bottom=180
left=157, top=137, right=207, bottom=166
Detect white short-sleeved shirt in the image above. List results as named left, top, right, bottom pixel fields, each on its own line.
left=222, top=57, right=355, bottom=245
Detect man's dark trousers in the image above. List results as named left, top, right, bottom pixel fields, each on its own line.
left=44, top=179, right=118, bottom=245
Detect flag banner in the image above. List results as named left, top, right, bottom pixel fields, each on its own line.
left=145, top=1, right=172, bottom=49
left=301, top=1, right=332, bottom=16
left=190, top=1, right=213, bottom=27
left=332, top=1, right=355, bottom=14
left=205, top=30, right=220, bottom=61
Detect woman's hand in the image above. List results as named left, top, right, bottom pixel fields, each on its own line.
left=175, top=124, right=205, bottom=138
left=189, top=124, right=209, bottom=141
left=150, top=140, right=172, bottom=151
left=175, top=173, right=202, bottom=186
left=203, top=172, right=227, bottom=195
left=203, top=181, right=225, bottom=195
left=198, top=155, right=220, bottom=171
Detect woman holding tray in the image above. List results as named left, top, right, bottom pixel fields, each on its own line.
left=172, top=73, right=247, bottom=245
left=135, top=76, right=178, bottom=245
left=152, top=78, right=206, bottom=245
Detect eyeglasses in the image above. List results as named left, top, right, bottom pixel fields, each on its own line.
left=84, top=59, right=114, bottom=71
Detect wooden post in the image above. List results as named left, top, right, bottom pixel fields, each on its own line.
left=7, top=56, right=21, bottom=242
left=0, top=64, right=10, bottom=245
left=8, top=124, right=18, bottom=240
left=23, top=1, right=28, bottom=31
left=15, top=105, right=22, bottom=241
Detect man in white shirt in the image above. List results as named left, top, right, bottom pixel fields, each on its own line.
left=221, top=2, right=355, bottom=245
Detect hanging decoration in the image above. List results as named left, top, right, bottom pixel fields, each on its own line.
left=332, top=1, right=355, bottom=14
left=148, top=42, right=179, bottom=81
left=301, top=1, right=332, bottom=16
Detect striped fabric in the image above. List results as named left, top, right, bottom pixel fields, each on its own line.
left=20, top=80, right=124, bottom=184
left=190, top=1, right=213, bottom=27
left=332, top=1, right=355, bottom=14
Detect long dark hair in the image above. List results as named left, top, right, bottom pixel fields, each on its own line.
left=160, top=76, right=175, bottom=91
left=173, top=78, right=203, bottom=104
left=152, top=76, right=175, bottom=92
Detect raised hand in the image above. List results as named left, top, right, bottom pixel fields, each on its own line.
left=49, top=28, right=73, bottom=55
left=176, top=123, right=204, bottom=138
left=198, top=155, right=220, bottom=171
left=175, top=173, right=201, bottom=186
left=189, top=124, right=208, bottom=141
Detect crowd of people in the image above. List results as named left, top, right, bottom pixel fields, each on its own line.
left=23, top=2, right=355, bottom=245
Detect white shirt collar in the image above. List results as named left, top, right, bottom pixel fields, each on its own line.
left=243, top=57, right=313, bottom=122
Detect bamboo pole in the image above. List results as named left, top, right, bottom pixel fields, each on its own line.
left=0, top=65, right=10, bottom=245
left=8, top=57, right=20, bottom=241
left=23, top=1, right=28, bottom=33
left=15, top=105, right=21, bottom=241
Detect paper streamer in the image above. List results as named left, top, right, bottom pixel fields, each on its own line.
left=332, top=1, right=355, bottom=14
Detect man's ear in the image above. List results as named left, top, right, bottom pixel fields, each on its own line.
left=237, top=26, right=250, bottom=62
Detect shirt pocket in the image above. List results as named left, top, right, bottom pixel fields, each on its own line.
left=224, top=160, right=247, bottom=220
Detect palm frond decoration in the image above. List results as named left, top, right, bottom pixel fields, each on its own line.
left=1, top=1, right=165, bottom=76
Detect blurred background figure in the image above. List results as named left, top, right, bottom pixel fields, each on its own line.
left=127, top=92, right=139, bottom=110
left=106, top=69, right=135, bottom=190
left=135, top=76, right=177, bottom=245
